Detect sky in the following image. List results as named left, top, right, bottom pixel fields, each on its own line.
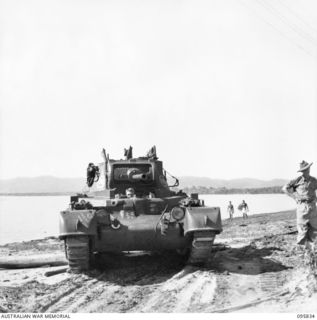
left=0, top=0, right=317, bottom=180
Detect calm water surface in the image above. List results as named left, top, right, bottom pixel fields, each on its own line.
left=200, top=194, right=295, bottom=218
left=0, top=196, right=69, bottom=245
left=0, top=194, right=295, bottom=245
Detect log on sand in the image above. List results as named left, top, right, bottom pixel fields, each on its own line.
left=0, top=253, right=67, bottom=269
left=44, top=267, right=68, bottom=277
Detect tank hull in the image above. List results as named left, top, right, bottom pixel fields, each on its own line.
left=59, top=206, right=222, bottom=253
left=95, top=215, right=191, bottom=252
left=60, top=211, right=191, bottom=251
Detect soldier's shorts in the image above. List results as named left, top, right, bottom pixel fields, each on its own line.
left=296, top=201, right=317, bottom=245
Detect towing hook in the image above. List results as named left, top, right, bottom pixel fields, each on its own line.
left=111, top=218, right=121, bottom=230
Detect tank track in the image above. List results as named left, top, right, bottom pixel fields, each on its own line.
left=65, top=235, right=91, bottom=272
left=188, top=230, right=216, bottom=265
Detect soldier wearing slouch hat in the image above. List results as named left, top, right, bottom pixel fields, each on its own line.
left=283, top=161, right=317, bottom=253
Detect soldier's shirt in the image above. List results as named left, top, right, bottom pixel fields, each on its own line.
left=285, top=175, right=317, bottom=201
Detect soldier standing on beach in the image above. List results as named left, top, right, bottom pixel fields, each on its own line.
left=282, top=161, right=317, bottom=255
left=227, top=201, right=234, bottom=221
left=240, top=200, right=249, bottom=219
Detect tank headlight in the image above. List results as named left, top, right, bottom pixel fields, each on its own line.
left=171, top=207, right=185, bottom=221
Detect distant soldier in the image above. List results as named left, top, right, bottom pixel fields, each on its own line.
left=239, top=200, right=249, bottom=219
left=227, top=201, right=234, bottom=221
left=282, top=161, right=317, bottom=253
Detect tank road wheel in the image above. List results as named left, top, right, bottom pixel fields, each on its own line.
left=65, top=235, right=92, bottom=272
left=188, top=231, right=216, bottom=266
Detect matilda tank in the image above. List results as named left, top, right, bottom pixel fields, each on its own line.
left=59, top=146, right=222, bottom=271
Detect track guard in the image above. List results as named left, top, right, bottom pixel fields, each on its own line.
left=59, top=210, right=97, bottom=238
left=183, top=207, right=222, bottom=236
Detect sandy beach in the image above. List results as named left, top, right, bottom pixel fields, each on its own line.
left=0, top=209, right=316, bottom=313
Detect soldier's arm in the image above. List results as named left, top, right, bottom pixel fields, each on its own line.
left=282, top=180, right=298, bottom=201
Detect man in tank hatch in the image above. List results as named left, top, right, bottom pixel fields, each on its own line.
left=86, top=163, right=100, bottom=187
left=126, top=187, right=136, bottom=198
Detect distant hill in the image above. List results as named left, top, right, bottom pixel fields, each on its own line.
left=178, top=176, right=288, bottom=189
left=0, top=176, right=85, bottom=194
left=0, top=175, right=288, bottom=194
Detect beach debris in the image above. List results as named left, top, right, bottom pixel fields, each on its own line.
left=0, top=253, right=67, bottom=269
left=44, top=267, right=68, bottom=277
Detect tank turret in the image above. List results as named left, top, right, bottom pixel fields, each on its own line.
left=86, top=146, right=178, bottom=198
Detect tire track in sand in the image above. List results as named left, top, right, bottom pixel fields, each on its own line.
left=44, top=273, right=159, bottom=313
left=139, top=267, right=217, bottom=312
left=44, top=273, right=105, bottom=313
left=60, top=282, right=120, bottom=313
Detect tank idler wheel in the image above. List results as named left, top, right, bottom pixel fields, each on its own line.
left=188, top=231, right=216, bottom=266
left=65, top=235, right=92, bottom=272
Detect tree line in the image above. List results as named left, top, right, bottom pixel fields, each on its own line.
left=177, top=186, right=283, bottom=195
